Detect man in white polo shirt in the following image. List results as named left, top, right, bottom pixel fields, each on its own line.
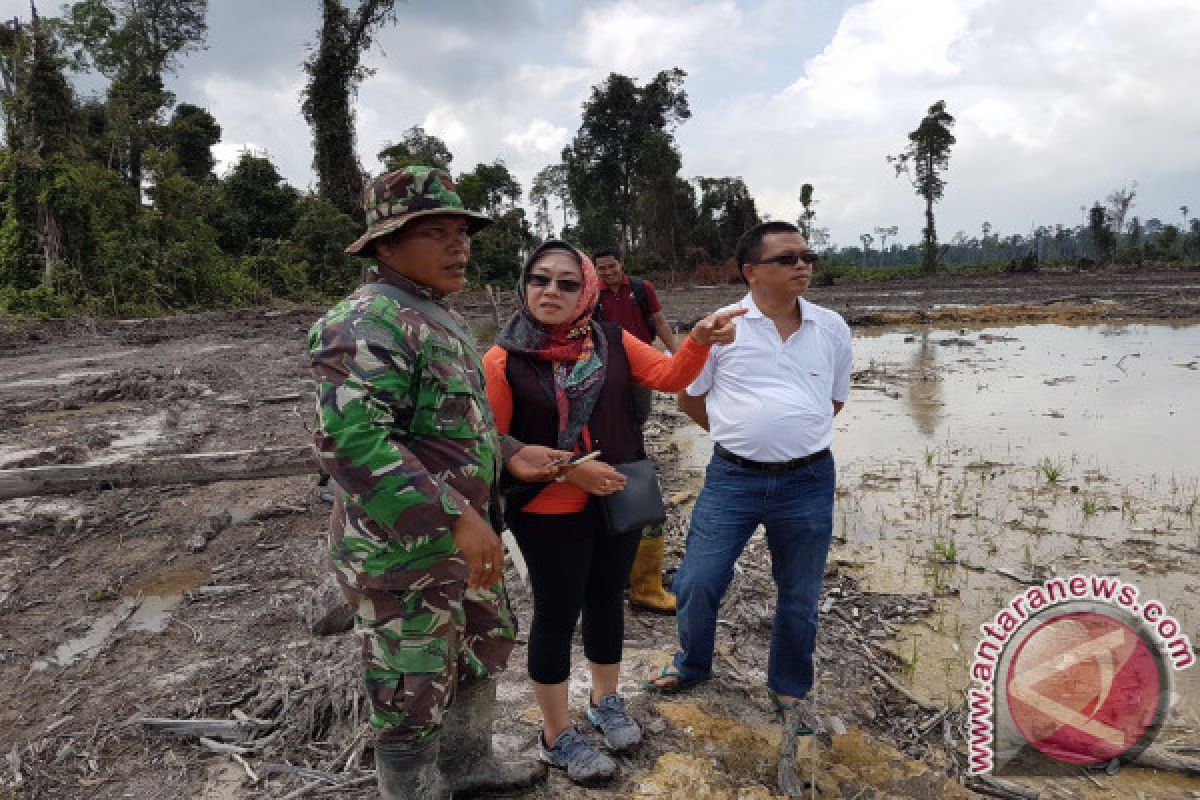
left=646, top=221, right=851, bottom=733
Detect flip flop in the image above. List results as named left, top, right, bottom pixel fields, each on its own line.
left=643, top=664, right=706, bottom=695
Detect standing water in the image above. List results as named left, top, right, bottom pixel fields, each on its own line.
left=675, top=322, right=1199, bottom=785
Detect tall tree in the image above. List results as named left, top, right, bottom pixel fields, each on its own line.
left=1088, top=203, right=1115, bottom=264
left=1, top=6, right=80, bottom=287
left=457, top=160, right=520, bottom=216
left=888, top=100, right=955, bottom=272
left=206, top=151, right=299, bottom=254
left=797, top=182, right=816, bottom=239
left=377, top=125, right=452, bottom=172
left=563, top=68, right=690, bottom=254
left=1105, top=183, right=1136, bottom=258
left=695, top=176, right=759, bottom=259
left=874, top=225, right=898, bottom=264
left=859, top=232, right=874, bottom=267
left=302, top=0, right=398, bottom=219
left=165, top=102, right=219, bottom=180
left=529, top=162, right=571, bottom=238
left=64, top=0, right=208, bottom=189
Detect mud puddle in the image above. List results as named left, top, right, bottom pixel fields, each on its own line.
left=675, top=321, right=1199, bottom=795
left=29, top=566, right=210, bottom=671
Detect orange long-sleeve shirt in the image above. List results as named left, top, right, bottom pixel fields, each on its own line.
left=484, top=331, right=710, bottom=514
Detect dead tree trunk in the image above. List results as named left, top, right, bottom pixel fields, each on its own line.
left=0, top=446, right=318, bottom=501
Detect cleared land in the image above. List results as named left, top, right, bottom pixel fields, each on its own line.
left=1, top=266, right=1198, bottom=799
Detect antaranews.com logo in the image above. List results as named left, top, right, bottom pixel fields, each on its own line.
left=968, top=574, right=1194, bottom=776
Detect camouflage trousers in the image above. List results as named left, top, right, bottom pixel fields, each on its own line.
left=329, top=516, right=516, bottom=746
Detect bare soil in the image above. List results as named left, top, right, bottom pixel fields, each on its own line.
left=1, top=267, right=1198, bottom=799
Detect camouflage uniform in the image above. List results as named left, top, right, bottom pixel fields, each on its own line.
left=308, top=168, right=515, bottom=747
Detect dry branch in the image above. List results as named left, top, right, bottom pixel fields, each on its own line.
left=136, top=717, right=271, bottom=743
left=0, top=446, right=318, bottom=501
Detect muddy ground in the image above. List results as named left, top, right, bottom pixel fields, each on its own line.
left=1, top=266, right=1198, bottom=799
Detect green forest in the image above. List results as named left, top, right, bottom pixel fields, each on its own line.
left=2, top=1, right=1197, bottom=318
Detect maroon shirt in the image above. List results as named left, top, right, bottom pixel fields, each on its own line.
left=596, top=275, right=662, bottom=344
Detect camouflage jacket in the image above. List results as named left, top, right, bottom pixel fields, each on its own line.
left=307, top=270, right=519, bottom=549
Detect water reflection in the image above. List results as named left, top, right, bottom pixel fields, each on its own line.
left=906, top=330, right=942, bottom=437
left=672, top=321, right=1200, bottom=725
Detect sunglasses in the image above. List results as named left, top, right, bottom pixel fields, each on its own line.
left=526, top=274, right=583, bottom=293
left=754, top=252, right=819, bottom=267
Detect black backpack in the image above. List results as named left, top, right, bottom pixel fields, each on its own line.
left=597, top=276, right=653, bottom=329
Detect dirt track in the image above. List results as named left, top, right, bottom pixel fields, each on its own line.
left=1, top=267, right=1198, bottom=799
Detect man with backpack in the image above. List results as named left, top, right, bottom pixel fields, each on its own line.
left=593, top=248, right=682, bottom=614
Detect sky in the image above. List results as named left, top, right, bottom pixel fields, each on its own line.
left=8, top=0, right=1200, bottom=247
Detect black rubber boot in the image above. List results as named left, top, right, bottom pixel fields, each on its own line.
left=375, top=738, right=446, bottom=800
left=438, top=678, right=547, bottom=798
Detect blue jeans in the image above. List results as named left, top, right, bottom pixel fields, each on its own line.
left=672, top=451, right=835, bottom=698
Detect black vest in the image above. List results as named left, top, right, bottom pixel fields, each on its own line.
left=505, top=321, right=645, bottom=465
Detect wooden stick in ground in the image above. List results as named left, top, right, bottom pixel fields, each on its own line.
left=861, top=650, right=939, bottom=713
left=0, top=445, right=318, bottom=501
left=964, top=774, right=1041, bottom=799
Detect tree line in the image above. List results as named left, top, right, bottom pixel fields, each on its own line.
left=1, top=2, right=1195, bottom=317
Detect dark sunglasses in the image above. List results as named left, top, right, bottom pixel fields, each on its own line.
left=526, top=274, right=583, bottom=293
left=754, top=252, right=819, bottom=267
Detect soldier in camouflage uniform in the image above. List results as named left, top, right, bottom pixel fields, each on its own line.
left=308, top=166, right=567, bottom=799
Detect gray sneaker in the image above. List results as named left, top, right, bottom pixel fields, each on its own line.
left=587, top=693, right=643, bottom=752
left=539, top=727, right=618, bottom=785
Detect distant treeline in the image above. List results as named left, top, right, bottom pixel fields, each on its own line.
left=1, top=3, right=1195, bottom=318
left=824, top=206, right=1200, bottom=274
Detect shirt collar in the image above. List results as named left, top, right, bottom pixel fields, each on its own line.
left=740, top=291, right=811, bottom=323
left=600, top=274, right=631, bottom=295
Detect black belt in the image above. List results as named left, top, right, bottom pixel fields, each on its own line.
left=714, top=443, right=830, bottom=473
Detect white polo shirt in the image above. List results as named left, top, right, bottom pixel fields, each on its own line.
left=686, top=292, right=852, bottom=462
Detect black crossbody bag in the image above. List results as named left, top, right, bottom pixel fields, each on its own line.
left=599, top=459, right=667, bottom=535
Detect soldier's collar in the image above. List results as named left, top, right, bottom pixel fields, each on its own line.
left=368, top=264, right=445, bottom=304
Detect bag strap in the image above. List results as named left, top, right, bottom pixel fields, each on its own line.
left=629, top=276, right=653, bottom=327
left=359, top=281, right=482, bottom=364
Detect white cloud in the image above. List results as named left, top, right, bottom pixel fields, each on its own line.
left=504, top=119, right=569, bottom=156
left=27, top=0, right=1191, bottom=250
left=683, top=0, right=1200, bottom=246
left=195, top=72, right=310, bottom=186
left=580, top=0, right=762, bottom=78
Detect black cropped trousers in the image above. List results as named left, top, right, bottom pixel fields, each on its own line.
left=509, top=506, right=641, bottom=685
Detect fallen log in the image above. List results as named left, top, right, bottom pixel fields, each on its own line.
left=0, top=446, right=318, bottom=501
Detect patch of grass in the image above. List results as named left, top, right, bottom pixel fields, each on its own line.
left=88, top=587, right=117, bottom=603
left=1038, top=460, right=1063, bottom=484
left=900, top=639, right=920, bottom=683
left=1081, top=498, right=1098, bottom=516
left=932, top=538, right=958, bottom=563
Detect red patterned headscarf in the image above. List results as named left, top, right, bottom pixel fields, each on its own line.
left=496, top=241, right=608, bottom=451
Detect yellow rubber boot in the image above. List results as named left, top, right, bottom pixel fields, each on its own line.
left=628, top=536, right=676, bottom=614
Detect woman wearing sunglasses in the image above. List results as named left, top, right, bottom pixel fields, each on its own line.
left=482, top=240, right=744, bottom=785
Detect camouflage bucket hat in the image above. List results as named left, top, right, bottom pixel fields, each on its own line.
left=345, top=165, right=493, bottom=255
